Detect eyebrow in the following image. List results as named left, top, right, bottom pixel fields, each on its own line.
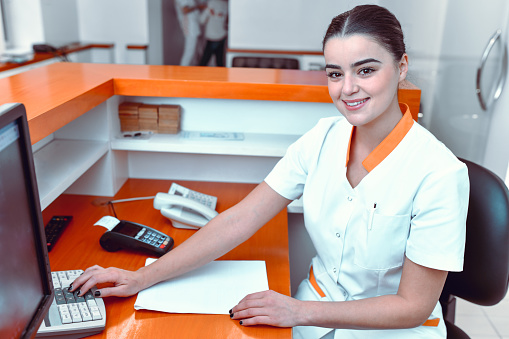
left=325, top=58, right=382, bottom=69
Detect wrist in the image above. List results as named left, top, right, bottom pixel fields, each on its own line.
left=135, top=265, right=152, bottom=291
left=297, top=300, right=323, bottom=327
left=294, top=300, right=310, bottom=326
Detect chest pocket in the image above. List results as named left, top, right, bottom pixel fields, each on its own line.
left=354, top=212, right=411, bottom=270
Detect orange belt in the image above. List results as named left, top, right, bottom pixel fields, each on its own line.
left=309, top=266, right=326, bottom=298
left=422, top=318, right=440, bottom=327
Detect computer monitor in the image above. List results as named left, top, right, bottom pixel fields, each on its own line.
left=0, top=103, right=54, bottom=338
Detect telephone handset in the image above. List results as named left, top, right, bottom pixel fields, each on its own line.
left=153, top=183, right=218, bottom=229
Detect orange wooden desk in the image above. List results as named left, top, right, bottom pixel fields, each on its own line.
left=42, top=179, right=291, bottom=339
left=0, top=63, right=421, bottom=145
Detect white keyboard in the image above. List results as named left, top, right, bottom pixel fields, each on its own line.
left=36, top=270, right=106, bottom=339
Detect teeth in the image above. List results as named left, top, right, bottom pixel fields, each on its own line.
left=346, top=99, right=368, bottom=107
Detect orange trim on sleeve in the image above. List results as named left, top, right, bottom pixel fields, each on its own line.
left=309, top=266, right=326, bottom=298
left=362, top=103, right=414, bottom=172
left=422, top=318, right=440, bottom=327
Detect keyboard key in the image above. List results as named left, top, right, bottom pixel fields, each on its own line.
left=60, top=313, right=72, bottom=324
left=60, top=279, right=73, bottom=289
left=58, top=304, right=72, bottom=324
left=71, top=311, right=82, bottom=323
left=84, top=291, right=95, bottom=300
left=90, top=308, right=102, bottom=321
left=81, top=310, right=92, bottom=322
left=55, top=295, right=66, bottom=305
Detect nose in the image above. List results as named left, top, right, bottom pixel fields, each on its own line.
left=342, top=74, right=358, bottom=96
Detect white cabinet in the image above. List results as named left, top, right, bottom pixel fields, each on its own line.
left=33, top=94, right=338, bottom=210
left=33, top=100, right=113, bottom=210
left=110, top=96, right=337, bottom=184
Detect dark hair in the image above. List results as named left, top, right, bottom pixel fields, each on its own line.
left=322, top=5, right=406, bottom=62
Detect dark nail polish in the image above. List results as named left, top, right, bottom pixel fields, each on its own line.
left=239, top=321, right=243, bottom=325
left=94, top=290, right=101, bottom=297
left=68, top=283, right=73, bottom=290
left=229, top=309, right=232, bottom=314
left=230, top=313, right=234, bottom=318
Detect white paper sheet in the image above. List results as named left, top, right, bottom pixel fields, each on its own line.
left=134, top=259, right=269, bottom=315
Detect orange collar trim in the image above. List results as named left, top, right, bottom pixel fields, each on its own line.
left=362, top=103, right=413, bottom=172
left=345, top=103, right=414, bottom=172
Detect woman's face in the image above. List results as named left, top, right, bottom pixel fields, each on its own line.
left=324, top=34, right=408, bottom=128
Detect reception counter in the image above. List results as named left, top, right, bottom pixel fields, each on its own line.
left=1, top=62, right=420, bottom=144
left=0, top=62, right=420, bottom=210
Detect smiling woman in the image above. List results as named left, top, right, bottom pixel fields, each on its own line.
left=69, top=5, right=469, bottom=339
left=262, top=5, right=468, bottom=338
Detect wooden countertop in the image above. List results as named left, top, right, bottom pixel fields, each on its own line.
left=0, top=43, right=114, bottom=72
left=43, top=179, right=291, bottom=338
left=0, top=62, right=420, bottom=144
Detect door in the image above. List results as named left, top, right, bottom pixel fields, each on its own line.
left=425, top=0, right=509, bottom=171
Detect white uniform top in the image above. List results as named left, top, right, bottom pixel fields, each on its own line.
left=265, top=104, right=469, bottom=339
left=175, top=0, right=201, bottom=37
left=200, top=0, right=228, bottom=41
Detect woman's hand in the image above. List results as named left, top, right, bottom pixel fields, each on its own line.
left=230, top=290, right=303, bottom=328
left=69, top=265, right=145, bottom=298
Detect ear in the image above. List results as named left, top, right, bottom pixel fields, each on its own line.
left=398, top=53, right=409, bottom=82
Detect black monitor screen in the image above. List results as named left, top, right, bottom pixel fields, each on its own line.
left=0, top=104, right=53, bottom=339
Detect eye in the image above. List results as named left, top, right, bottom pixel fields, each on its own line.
left=326, top=71, right=343, bottom=80
left=358, top=67, right=375, bottom=76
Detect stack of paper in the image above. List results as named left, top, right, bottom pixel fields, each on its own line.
left=134, top=259, right=269, bottom=315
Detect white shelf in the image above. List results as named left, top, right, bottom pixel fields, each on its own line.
left=34, top=139, right=109, bottom=210
left=111, top=132, right=300, bottom=157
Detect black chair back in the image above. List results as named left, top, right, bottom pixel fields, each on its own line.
left=441, top=158, right=509, bottom=313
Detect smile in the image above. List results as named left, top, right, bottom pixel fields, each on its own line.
left=344, top=98, right=369, bottom=107
left=343, top=98, right=370, bottom=111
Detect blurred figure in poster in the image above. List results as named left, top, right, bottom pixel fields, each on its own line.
left=174, top=0, right=206, bottom=66
left=199, top=0, right=228, bottom=67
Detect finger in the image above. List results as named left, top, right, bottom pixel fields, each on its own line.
left=233, top=290, right=270, bottom=312
left=94, top=284, right=131, bottom=298
left=75, top=269, right=120, bottom=296
left=233, top=290, right=277, bottom=312
left=232, top=299, right=266, bottom=316
left=70, top=265, right=104, bottom=291
left=238, top=315, right=273, bottom=326
left=230, top=303, right=266, bottom=321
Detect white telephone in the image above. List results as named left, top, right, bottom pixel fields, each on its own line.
left=153, top=183, right=218, bottom=230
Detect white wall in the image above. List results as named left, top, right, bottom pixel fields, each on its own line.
left=228, top=0, right=447, bottom=56
left=0, top=3, right=5, bottom=55
left=229, top=0, right=354, bottom=51
left=2, top=0, right=44, bottom=50
left=147, top=0, right=164, bottom=65
left=40, top=0, right=80, bottom=47
left=76, top=0, right=149, bottom=64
